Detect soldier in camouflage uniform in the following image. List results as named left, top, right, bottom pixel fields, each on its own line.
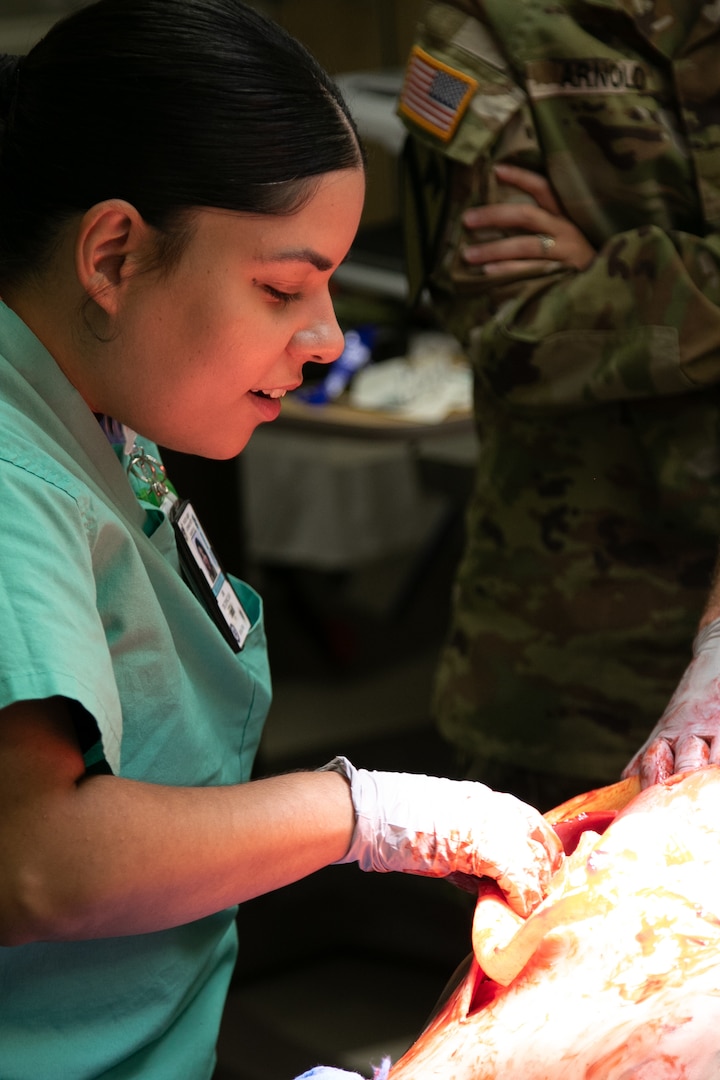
left=397, top=0, right=720, bottom=810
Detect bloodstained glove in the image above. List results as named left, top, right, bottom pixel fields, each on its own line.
left=320, top=757, right=563, bottom=917
left=623, top=618, right=720, bottom=788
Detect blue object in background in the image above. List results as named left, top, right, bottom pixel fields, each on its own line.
left=296, top=326, right=374, bottom=405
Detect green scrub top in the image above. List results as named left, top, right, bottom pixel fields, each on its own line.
left=0, top=303, right=272, bottom=1079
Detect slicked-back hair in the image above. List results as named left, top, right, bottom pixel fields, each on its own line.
left=0, top=0, right=364, bottom=286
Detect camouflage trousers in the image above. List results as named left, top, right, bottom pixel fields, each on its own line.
left=433, top=393, right=720, bottom=809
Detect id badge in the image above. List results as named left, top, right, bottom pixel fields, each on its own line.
left=171, top=499, right=250, bottom=652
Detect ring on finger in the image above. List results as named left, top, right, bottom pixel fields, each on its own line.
left=536, top=233, right=556, bottom=255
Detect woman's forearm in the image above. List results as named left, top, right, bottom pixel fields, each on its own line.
left=0, top=699, right=355, bottom=944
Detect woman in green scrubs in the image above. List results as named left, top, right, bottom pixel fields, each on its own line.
left=0, top=3, right=561, bottom=1077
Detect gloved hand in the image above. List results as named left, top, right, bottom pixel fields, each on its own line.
left=623, top=618, right=720, bottom=787
left=292, top=1069, right=367, bottom=1079
left=293, top=1058, right=390, bottom=1079
left=321, top=757, right=563, bottom=917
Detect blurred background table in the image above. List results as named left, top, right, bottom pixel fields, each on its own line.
left=240, top=394, right=477, bottom=578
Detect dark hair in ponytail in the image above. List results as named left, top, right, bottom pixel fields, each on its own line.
left=0, top=0, right=364, bottom=287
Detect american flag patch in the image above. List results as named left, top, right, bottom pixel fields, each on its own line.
left=398, top=46, right=478, bottom=143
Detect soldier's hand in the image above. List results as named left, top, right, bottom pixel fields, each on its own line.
left=623, top=618, right=720, bottom=788
left=461, top=163, right=595, bottom=276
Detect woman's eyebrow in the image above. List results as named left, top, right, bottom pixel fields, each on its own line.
left=261, top=247, right=334, bottom=272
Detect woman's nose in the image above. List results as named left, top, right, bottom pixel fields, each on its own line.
left=290, top=303, right=345, bottom=366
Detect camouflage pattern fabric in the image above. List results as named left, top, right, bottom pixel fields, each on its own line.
left=397, top=0, right=720, bottom=800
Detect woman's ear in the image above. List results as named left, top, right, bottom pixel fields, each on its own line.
left=75, top=199, right=150, bottom=316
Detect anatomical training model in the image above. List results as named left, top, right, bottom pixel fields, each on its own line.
left=390, top=767, right=720, bottom=1079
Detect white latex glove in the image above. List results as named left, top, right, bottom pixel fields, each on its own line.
left=623, top=618, right=720, bottom=788
left=293, top=1058, right=390, bottom=1079
left=292, top=1069, right=367, bottom=1079
left=321, top=757, right=563, bottom=917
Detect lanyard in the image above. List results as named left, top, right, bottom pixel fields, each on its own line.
left=98, top=415, right=249, bottom=651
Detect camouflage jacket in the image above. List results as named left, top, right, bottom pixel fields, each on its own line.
left=398, top=0, right=720, bottom=409
left=396, top=0, right=720, bottom=785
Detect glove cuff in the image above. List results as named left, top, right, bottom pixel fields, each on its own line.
left=694, top=616, right=720, bottom=655
left=317, top=756, right=364, bottom=867
left=317, top=755, right=356, bottom=784
left=317, top=756, right=394, bottom=872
